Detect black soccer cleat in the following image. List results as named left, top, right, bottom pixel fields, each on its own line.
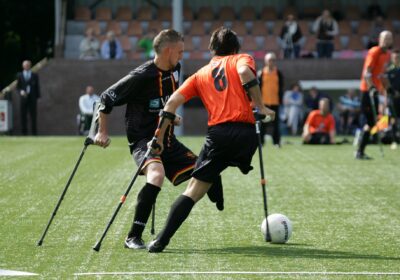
left=147, top=239, right=167, bottom=253
left=124, top=237, right=146, bottom=249
left=355, top=152, right=373, bottom=160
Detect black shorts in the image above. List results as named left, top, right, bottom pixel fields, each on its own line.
left=131, top=137, right=197, bottom=186
left=192, top=122, right=258, bottom=183
left=304, top=132, right=331, bottom=144
left=361, top=91, right=379, bottom=127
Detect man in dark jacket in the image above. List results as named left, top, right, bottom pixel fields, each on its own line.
left=16, top=60, right=40, bottom=135
left=280, top=14, right=303, bottom=58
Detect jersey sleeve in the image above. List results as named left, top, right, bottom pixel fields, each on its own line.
left=364, top=48, right=379, bottom=70
left=237, top=54, right=256, bottom=75
left=99, top=72, right=140, bottom=114
left=177, top=74, right=199, bottom=101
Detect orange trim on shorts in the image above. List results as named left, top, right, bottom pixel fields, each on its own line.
left=171, top=164, right=195, bottom=185
left=141, top=158, right=162, bottom=173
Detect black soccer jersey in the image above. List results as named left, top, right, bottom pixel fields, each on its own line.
left=99, top=60, right=181, bottom=144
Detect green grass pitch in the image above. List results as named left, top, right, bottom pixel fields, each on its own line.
left=0, top=136, right=399, bottom=279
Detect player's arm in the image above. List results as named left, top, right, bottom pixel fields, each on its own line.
left=94, top=111, right=110, bottom=148
left=94, top=73, right=138, bottom=148
left=152, top=93, right=186, bottom=154
left=238, top=65, right=275, bottom=120
left=364, top=67, right=374, bottom=90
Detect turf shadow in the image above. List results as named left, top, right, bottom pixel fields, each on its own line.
left=167, top=245, right=400, bottom=261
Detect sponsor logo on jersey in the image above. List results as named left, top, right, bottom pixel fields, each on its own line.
left=149, top=98, right=160, bottom=108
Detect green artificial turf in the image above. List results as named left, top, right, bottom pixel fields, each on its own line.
left=0, top=136, right=399, bottom=279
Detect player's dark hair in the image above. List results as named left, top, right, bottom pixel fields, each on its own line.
left=209, top=27, right=240, bottom=56
left=153, top=29, right=184, bottom=54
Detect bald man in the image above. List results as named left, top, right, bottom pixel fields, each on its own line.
left=16, top=60, right=41, bottom=135
left=258, top=52, right=284, bottom=147
left=356, top=30, right=393, bottom=159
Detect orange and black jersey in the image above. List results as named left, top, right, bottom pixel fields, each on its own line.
left=99, top=60, right=180, bottom=144
left=178, top=54, right=256, bottom=126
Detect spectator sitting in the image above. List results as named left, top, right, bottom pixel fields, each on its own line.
left=367, top=16, right=386, bottom=49
left=137, top=29, right=156, bottom=59
left=283, top=83, right=304, bottom=135
left=79, top=27, right=100, bottom=60
left=302, top=98, right=336, bottom=144
left=337, top=89, right=360, bottom=134
left=101, top=31, right=123, bottom=60
left=279, top=14, right=303, bottom=59
left=79, top=85, right=100, bottom=134
left=312, top=10, right=339, bottom=58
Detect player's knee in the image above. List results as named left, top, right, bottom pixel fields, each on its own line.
left=183, top=179, right=211, bottom=202
left=145, top=165, right=165, bottom=187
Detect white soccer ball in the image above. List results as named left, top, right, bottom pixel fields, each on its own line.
left=261, top=213, right=292, bottom=244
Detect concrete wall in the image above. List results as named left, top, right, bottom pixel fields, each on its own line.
left=9, top=58, right=364, bottom=135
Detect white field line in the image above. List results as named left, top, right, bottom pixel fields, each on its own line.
left=74, top=271, right=400, bottom=276
left=0, top=269, right=38, bottom=276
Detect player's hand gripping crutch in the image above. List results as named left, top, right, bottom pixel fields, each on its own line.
left=37, top=102, right=102, bottom=246
left=253, top=109, right=272, bottom=242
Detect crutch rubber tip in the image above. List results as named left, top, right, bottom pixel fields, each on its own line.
left=92, top=243, right=101, bottom=252
left=37, top=240, right=43, bottom=246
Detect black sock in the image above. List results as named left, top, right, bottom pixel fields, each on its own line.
left=207, top=176, right=224, bottom=211
left=127, top=183, right=160, bottom=238
left=157, top=195, right=195, bottom=245
left=358, top=130, right=370, bottom=155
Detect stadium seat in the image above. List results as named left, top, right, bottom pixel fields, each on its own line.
left=272, top=21, right=284, bottom=36
left=158, top=6, right=172, bottom=21
left=241, top=6, right=257, bottom=21
left=219, top=6, right=236, bottom=21
left=184, top=36, right=195, bottom=51
left=347, top=35, right=365, bottom=50
left=304, top=36, right=316, bottom=52
left=188, top=21, right=206, bottom=36
left=387, top=6, right=400, bottom=20
left=105, top=21, right=122, bottom=36
left=339, top=21, right=353, bottom=35
left=356, top=20, right=370, bottom=35
left=199, top=36, right=210, bottom=51
left=85, top=21, right=101, bottom=36
left=126, top=21, right=143, bottom=36
left=231, top=21, right=248, bottom=36
left=147, top=20, right=163, bottom=33
left=119, top=35, right=132, bottom=52
left=209, top=21, right=227, bottom=34
left=301, top=6, right=319, bottom=19
left=116, top=6, right=132, bottom=21
left=95, top=7, right=112, bottom=21
left=251, top=21, right=268, bottom=36
left=264, top=35, right=279, bottom=52
left=183, top=7, right=194, bottom=21
left=298, top=20, right=311, bottom=36
left=334, top=36, right=342, bottom=50
left=346, top=6, right=360, bottom=20
left=137, top=6, right=153, bottom=20
left=241, top=36, right=259, bottom=51
left=260, top=6, right=278, bottom=21
left=75, top=7, right=91, bottom=21
left=197, top=7, right=214, bottom=21
left=189, top=50, right=205, bottom=60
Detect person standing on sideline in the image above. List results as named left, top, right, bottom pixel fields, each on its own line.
left=16, top=60, right=40, bottom=135
left=94, top=29, right=223, bottom=250
left=312, top=10, right=339, bottom=58
left=78, top=85, right=100, bottom=134
left=356, top=30, right=392, bottom=159
left=258, top=52, right=283, bottom=146
left=146, top=27, right=275, bottom=253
